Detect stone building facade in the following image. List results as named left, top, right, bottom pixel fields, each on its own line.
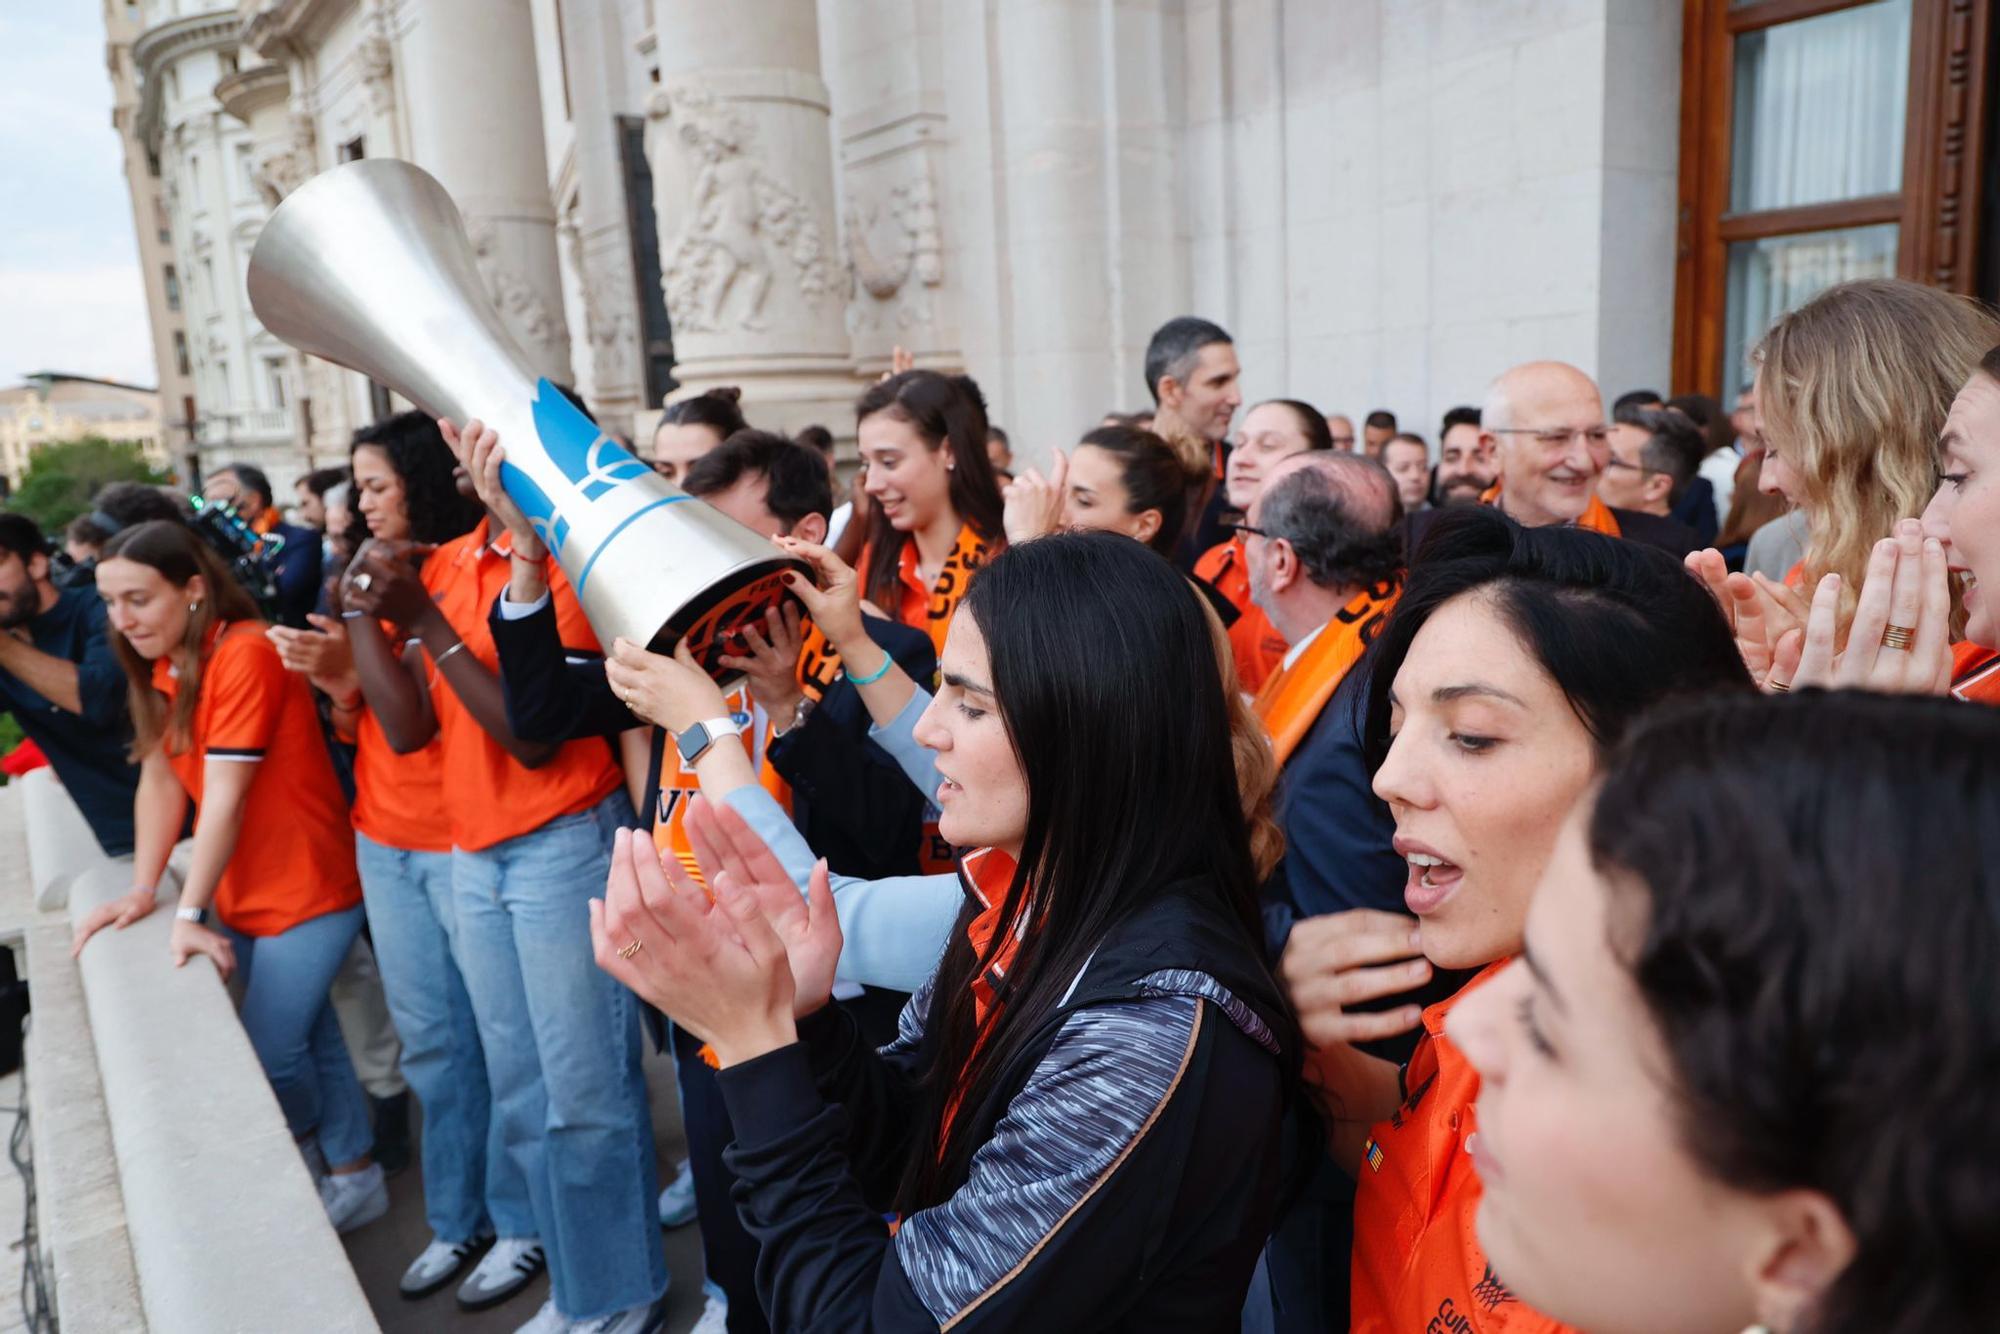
left=108, top=0, right=1996, bottom=481
left=0, top=375, right=166, bottom=492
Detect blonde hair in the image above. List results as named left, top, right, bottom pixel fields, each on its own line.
left=1199, top=588, right=1285, bottom=880
left=1757, top=278, right=2000, bottom=629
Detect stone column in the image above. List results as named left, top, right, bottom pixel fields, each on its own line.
left=397, top=0, right=573, bottom=381
left=644, top=0, right=855, bottom=436
left=552, top=0, right=646, bottom=427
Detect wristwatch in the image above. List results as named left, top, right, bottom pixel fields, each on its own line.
left=770, top=697, right=816, bottom=740
left=175, top=905, right=210, bottom=926
left=676, top=716, right=744, bottom=767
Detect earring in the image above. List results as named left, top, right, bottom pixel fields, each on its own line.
left=189, top=599, right=202, bottom=614
left=1740, top=1326, right=1772, bottom=1334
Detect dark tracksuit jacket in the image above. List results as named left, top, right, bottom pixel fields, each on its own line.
left=717, top=879, right=1294, bottom=1331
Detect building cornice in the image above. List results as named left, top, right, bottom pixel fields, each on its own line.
left=132, top=10, right=241, bottom=153
left=215, top=63, right=289, bottom=125
left=242, top=0, right=361, bottom=62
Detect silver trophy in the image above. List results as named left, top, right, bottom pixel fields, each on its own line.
left=246, top=158, right=804, bottom=678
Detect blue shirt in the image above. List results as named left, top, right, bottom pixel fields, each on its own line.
left=0, top=586, right=139, bottom=855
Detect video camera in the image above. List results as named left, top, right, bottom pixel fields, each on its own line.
left=189, top=495, right=286, bottom=620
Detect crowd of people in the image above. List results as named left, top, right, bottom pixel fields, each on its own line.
left=1, top=272, right=1996, bottom=1333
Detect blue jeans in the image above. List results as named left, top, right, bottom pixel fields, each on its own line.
left=356, top=832, right=535, bottom=1243
left=222, top=904, right=373, bottom=1166
left=452, top=793, right=666, bottom=1321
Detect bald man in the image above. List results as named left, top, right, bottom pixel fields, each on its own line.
left=1241, top=450, right=1452, bottom=1332
left=1420, top=360, right=1695, bottom=555
left=1324, top=413, right=1357, bottom=452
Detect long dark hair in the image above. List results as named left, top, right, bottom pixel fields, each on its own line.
left=855, top=370, right=1006, bottom=610
left=1362, top=507, right=1753, bottom=766
left=1075, top=423, right=1202, bottom=555
left=347, top=411, right=482, bottom=549
left=1593, top=691, right=2000, bottom=1334
left=894, top=531, right=1276, bottom=1211
left=101, top=519, right=263, bottom=759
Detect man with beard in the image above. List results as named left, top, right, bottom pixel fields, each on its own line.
left=1433, top=405, right=1493, bottom=506
left=0, top=513, right=140, bottom=859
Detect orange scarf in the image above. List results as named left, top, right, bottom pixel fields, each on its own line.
left=1480, top=483, right=1622, bottom=538
left=1253, top=581, right=1401, bottom=766
left=863, top=524, right=994, bottom=657
left=940, top=848, right=1024, bottom=1146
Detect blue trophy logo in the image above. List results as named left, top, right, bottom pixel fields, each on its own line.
left=499, top=379, right=658, bottom=560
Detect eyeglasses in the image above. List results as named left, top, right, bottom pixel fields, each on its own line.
left=1491, top=426, right=1612, bottom=448
left=1329, top=435, right=1356, bottom=448
left=1231, top=522, right=1273, bottom=540
left=1600, top=456, right=1665, bottom=477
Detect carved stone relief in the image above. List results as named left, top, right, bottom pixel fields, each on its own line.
left=565, top=223, right=640, bottom=397
left=356, top=6, right=395, bottom=118
left=251, top=107, right=317, bottom=206
left=845, top=167, right=943, bottom=333
left=467, top=217, right=566, bottom=355
left=644, top=83, right=843, bottom=335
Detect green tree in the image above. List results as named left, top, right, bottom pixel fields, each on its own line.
left=5, top=435, right=171, bottom=534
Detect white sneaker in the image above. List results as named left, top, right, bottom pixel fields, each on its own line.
left=512, top=1296, right=568, bottom=1334
left=657, top=1159, right=697, bottom=1228
left=458, top=1236, right=546, bottom=1311
left=571, top=1289, right=670, bottom=1334
left=318, top=1162, right=388, bottom=1234
left=689, top=1292, right=729, bottom=1334
left=399, top=1233, right=492, bottom=1299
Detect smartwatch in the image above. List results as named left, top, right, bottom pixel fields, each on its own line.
left=676, top=716, right=744, bottom=768
left=175, top=905, right=210, bottom=926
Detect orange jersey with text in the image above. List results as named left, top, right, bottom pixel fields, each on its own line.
left=150, top=623, right=362, bottom=936
left=1350, top=962, right=1577, bottom=1334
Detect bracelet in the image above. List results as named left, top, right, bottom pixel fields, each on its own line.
left=848, top=650, right=893, bottom=686
left=432, top=640, right=469, bottom=669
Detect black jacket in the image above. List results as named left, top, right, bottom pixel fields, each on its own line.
left=718, top=878, right=1292, bottom=1331
left=486, top=593, right=936, bottom=880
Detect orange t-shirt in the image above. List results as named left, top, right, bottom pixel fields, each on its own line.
left=1193, top=536, right=1287, bottom=693
left=350, top=678, right=450, bottom=852
left=421, top=523, right=623, bottom=852
left=151, top=623, right=363, bottom=937
left=1952, top=640, right=2000, bottom=705
left=1350, top=962, right=1577, bottom=1334
left=1479, top=484, right=1623, bottom=539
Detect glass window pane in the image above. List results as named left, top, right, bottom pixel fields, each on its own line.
left=1722, top=223, right=1899, bottom=403
left=1730, top=0, right=1911, bottom=213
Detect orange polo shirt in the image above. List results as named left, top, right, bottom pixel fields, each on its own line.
left=1952, top=640, right=2000, bottom=705
left=1193, top=536, right=1286, bottom=693
left=1350, top=962, right=1576, bottom=1334
left=151, top=623, right=362, bottom=937
left=421, top=522, right=623, bottom=852
left=350, top=680, right=450, bottom=853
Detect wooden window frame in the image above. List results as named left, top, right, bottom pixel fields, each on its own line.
left=1673, top=0, right=1993, bottom=395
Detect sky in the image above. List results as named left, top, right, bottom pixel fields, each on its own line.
left=0, top=5, right=159, bottom=389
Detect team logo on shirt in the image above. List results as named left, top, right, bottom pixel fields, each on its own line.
left=1471, top=1264, right=1517, bottom=1312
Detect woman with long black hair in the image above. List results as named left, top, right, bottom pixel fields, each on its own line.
left=1279, top=507, right=1753, bottom=1332
left=593, top=531, right=1296, bottom=1330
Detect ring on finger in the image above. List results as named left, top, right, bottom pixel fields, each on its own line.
left=617, top=939, right=643, bottom=960
left=1881, top=623, right=1918, bottom=652
left=1767, top=678, right=1791, bottom=693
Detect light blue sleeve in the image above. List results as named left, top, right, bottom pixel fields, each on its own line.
left=868, top=687, right=943, bottom=804
left=721, top=784, right=961, bottom=995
